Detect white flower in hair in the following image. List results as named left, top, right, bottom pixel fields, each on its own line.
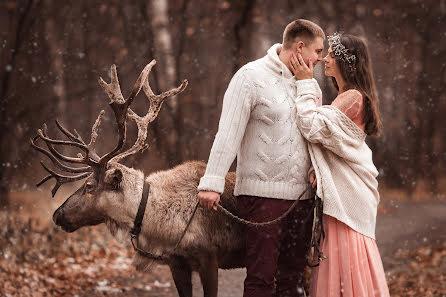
left=327, top=33, right=357, bottom=70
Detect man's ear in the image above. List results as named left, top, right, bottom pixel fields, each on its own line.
left=295, top=41, right=305, bottom=54
left=104, top=168, right=123, bottom=189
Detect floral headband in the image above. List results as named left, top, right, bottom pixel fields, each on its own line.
left=327, top=32, right=357, bottom=71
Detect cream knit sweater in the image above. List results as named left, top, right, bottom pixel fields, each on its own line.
left=198, top=44, right=312, bottom=200
left=294, top=79, right=380, bottom=239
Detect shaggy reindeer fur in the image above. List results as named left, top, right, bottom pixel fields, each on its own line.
left=102, top=161, right=245, bottom=296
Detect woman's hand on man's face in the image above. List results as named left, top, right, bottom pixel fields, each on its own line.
left=290, top=52, right=314, bottom=80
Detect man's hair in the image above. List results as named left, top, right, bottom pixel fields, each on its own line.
left=282, top=19, right=325, bottom=50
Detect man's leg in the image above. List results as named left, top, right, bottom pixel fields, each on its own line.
left=275, top=198, right=314, bottom=297
left=236, top=195, right=291, bottom=297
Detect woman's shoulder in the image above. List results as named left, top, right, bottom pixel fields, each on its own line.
left=339, top=89, right=363, bottom=101
left=332, top=89, right=363, bottom=105
left=331, top=89, right=363, bottom=120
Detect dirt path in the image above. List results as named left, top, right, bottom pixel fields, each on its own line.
left=375, top=200, right=446, bottom=265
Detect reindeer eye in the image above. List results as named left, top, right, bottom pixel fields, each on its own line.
left=85, top=182, right=96, bottom=193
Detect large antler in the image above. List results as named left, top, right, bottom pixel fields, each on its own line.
left=96, top=63, right=154, bottom=166
left=110, top=60, right=188, bottom=163
left=31, top=60, right=188, bottom=196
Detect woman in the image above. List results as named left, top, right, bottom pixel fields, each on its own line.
left=289, top=33, right=390, bottom=297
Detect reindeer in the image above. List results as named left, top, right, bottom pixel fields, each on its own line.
left=31, top=61, right=246, bottom=297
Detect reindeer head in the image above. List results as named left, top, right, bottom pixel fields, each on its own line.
left=31, top=61, right=187, bottom=232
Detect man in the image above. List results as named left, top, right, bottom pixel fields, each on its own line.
left=198, top=19, right=325, bottom=297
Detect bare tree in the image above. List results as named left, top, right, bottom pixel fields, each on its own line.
left=0, top=0, right=36, bottom=207
left=145, top=0, right=183, bottom=166
left=44, top=3, right=67, bottom=116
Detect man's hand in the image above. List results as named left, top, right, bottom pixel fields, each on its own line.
left=198, top=190, right=220, bottom=211
left=290, top=53, right=313, bottom=80
left=309, top=170, right=317, bottom=189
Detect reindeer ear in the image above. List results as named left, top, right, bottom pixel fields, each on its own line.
left=104, top=168, right=123, bottom=188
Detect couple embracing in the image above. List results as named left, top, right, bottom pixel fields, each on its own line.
left=198, top=19, right=390, bottom=297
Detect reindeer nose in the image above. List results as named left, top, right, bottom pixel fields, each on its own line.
left=53, top=208, right=63, bottom=225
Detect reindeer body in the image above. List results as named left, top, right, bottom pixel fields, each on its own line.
left=132, top=161, right=244, bottom=296
left=105, top=161, right=245, bottom=296
left=133, top=161, right=244, bottom=267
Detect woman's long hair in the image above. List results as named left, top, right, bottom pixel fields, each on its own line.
left=331, top=34, right=382, bottom=136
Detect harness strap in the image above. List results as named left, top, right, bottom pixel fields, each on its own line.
left=307, top=195, right=327, bottom=267
left=130, top=180, right=151, bottom=237
left=130, top=178, right=199, bottom=261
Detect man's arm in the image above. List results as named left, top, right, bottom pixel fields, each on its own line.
left=198, top=70, right=253, bottom=210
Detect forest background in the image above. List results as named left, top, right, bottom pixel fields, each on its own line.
left=0, top=0, right=445, bottom=204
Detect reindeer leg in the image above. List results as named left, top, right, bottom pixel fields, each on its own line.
left=169, top=256, right=192, bottom=297
left=198, top=253, right=218, bottom=297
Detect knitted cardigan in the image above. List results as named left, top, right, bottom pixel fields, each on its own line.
left=294, top=79, right=380, bottom=239
left=198, top=44, right=312, bottom=200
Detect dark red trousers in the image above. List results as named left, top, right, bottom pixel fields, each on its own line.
left=236, top=195, right=314, bottom=297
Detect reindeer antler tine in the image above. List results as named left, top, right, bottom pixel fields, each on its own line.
left=36, top=124, right=98, bottom=165
left=127, top=61, right=156, bottom=106
left=73, top=129, right=85, bottom=144
left=37, top=162, right=63, bottom=197
left=38, top=126, right=90, bottom=152
left=142, top=79, right=189, bottom=123
left=141, top=60, right=157, bottom=98
left=36, top=175, right=52, bottom=187
left=51, top=184, right=62, bottom=197
left=87, top=110, right=105, bottom=161
left=98, top=64, right=125, bottom=104
left=98, top=77, right=108, bottom=92
left=36, top=173, right=61, bottom=197
left=38, top=161, right=91, bottom=197
left=30, top=137, right=92, bottom=173
left=39, top=161, right=61, bottom=178
left=111, top=64, right=120, bottom=85
left=55, top=120, right=85, bottom=144
left=89, top=110, right=106, bottom=147
left=159, top=79, right=188, bottom=100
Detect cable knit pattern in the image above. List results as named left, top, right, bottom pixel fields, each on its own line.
left=198, top=44, right=312, bottom=200
left=294, top=79, right=379, bottom=238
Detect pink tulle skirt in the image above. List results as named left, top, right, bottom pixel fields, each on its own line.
left=310, top=214, right=390, bottom=297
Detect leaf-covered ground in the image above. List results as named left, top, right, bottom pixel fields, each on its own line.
left=386, top=242, right=446, bottom=297
left=1, top=199, right=445, bottom=296
left=0, top=212, right=177, bottom=297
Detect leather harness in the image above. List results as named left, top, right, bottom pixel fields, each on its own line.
left=129, top=179, right=200, bottom=261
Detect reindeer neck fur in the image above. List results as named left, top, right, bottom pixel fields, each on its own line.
left=103, top=162, right=208, bottom=265
left=104, top=163, right=145, bottom=242
left=137, top=162, right=207, bottom=247
left=105, top=161, right=212, bottom=271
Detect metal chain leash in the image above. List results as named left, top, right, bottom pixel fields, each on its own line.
left=132, top=183, right=318, bottom=264
left=214, top=186, right=327, bottom=268
left=214, top=185, right=312, bottom=227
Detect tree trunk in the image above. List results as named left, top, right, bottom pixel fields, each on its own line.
left=146, top=0, right=182, bottom=166
left=45, top=9, right=67, bottom=116
left=0, top=0, right=34, bottom=208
